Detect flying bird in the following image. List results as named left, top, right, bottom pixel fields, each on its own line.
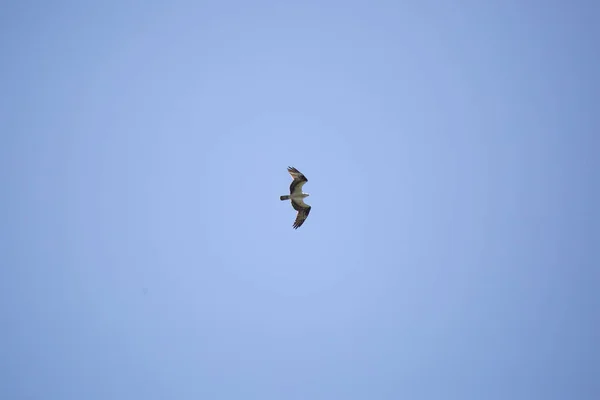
left=280, top=166, right=311, bottom=229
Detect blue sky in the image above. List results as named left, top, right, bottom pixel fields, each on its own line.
left=1, top=1, right=598, bottom=399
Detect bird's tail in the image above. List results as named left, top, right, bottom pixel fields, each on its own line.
left=280, top=195, right=290, bottom=201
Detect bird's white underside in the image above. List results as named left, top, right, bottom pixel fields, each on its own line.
left=291, top=193, right=309, bottom=207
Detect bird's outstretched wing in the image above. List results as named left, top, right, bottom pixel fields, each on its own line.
left=291, top=198, right=311, bottom=229
left=288, top=166, right=308, bottom=195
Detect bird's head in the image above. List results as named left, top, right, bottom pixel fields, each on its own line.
left=303, top=193, right=310, bottom=198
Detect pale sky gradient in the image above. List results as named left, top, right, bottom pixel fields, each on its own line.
left=1, top=1, right=599, bottom=399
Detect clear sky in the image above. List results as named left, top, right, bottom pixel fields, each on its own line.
left=1, top=1, right=599, bottom=399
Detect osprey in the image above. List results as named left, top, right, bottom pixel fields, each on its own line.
left=280, top=166, right=311, bottom=229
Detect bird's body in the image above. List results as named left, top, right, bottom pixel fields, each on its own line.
left=280, top=166, right=311, bottom=229
left=279, top=193, right=309, bottom=202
